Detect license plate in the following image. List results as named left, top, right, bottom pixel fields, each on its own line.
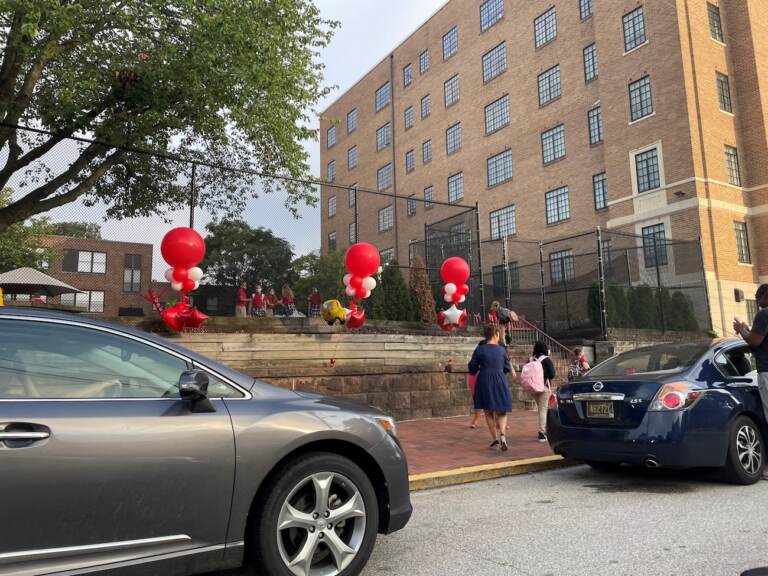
left=586, top=401, right=614, bottom=419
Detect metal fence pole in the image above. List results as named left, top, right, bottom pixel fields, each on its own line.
left=189, top=162, right=197, bottom=229
left=596, top=227, right=609, bottom=339
left=475, top=202, right=486, bottom=316
left=354, top=186, right=359, bottom=243
left=653, top=235, right=666, bottom=333
left=539, top=241, right=547, bottom=332
left=502, top=236, right=511, bottom=308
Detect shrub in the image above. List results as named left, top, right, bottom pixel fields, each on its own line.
left=409, top=255, right=437, bottom=324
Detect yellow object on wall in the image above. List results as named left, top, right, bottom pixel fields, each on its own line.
left=0, top=286, right=4, bottom=306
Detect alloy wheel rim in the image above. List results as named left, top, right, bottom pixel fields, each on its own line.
left=736, top=425, right=762, bottom=475
left=276, top=472, right=367, bottom=576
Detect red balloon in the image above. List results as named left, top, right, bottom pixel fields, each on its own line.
left=161, top=227, right=206, bottom=268
left=345, top=243, right=381, bottom=278
left=437, top=310, right=454, bottom=332
left=452, top=293, right=461, bottom=304
left=457, top=309, right=468, bottom=328
left=355, top=287, right=367, bottom=299
left=457, top=283, right=469, bottom=296
left=346, top=307, right=366, bottom=329
left=160, top=302, right=186, bottom=332
left=182, top=279, right=196, bottom=292
left=184, top=307, right=209, bottom=329
left=440, top=257, right=470, bottom=285
left=173, top=267, right=188, bottom=282
left=349, top=275, right=363, bottom=289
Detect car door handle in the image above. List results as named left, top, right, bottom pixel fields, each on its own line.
left=0, top=431, right=50, bottom=441
left=0, top=423, right=51, bottom=445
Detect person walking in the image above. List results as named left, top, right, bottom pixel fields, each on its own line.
left=469, top=324, right=513, bottom=451
left=265, top=287, right=278, bottom=317
left=308, top=287, right=322, bottom=318
left=531, top=341, right=556, bottom=442
left=568, top=347, right=590, bottom=381
left=251, top=284, right=267, bottom=317
left=235, top=282, right=248, bottom=318
left=468, top=335, right=516, bottom=430
left=734, top=284, right=768, bottom=479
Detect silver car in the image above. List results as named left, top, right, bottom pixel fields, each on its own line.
left=0, top=308, right=411, bottom=576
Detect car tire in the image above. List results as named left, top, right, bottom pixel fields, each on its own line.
left=585, top=461, right=621, bottom=471
left=723, top=415, right=765, bottom=485
left=250, top=451, right=379, bottom=576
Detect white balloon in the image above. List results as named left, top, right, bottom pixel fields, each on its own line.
left=171, top=281, right=183, bottom=291
left=164, top=268, right=175, bottom=282
left=444, top=282, right=457, bottom=295
left=377, top=266, right=384, bottom=274
left=345, top=286, right=356, bottom=297
left=459, top=295, right=466, bottom=303
left=444, top=294, right=453, bottom=303
left=193, top=281, right=200, bottom=290
left=343, top=273, right=352, bottom=286
left=362, top=276, right=376, bottom=291
left=365, top=289, right=372, bottom=298
left=188, top=267, right=204, bottom=282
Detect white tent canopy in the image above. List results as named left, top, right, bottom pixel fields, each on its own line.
left=0, top=267, right=83, bottom=297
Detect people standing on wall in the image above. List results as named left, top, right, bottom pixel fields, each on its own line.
left=251, top=284, right=267, bottom=318
left=281, top=285, right=296, bottom=316
left=568, top=347, right=590, bottom=381
left=308, top=287, right=322, bottom=318
left=265, top=287, right=278, bottom=317
left=235, top=282, right=248, bottom=318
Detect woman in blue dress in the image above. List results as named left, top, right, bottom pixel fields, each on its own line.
left=469, top=324, right=513, bottom=451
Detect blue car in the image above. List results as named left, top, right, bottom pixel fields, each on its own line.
left=547, top=339, right=766, bottom=484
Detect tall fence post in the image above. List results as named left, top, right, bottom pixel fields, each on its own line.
left=697, top=234, right=714, bottom=333
left=596, top=227, right=609, bottom=339
left=539, top=241, right=548, bottom=332
left=189, top=162, right=197, bottom=229
left=653, top=235, right=666, bottom=334
left=502, top=236, right=511, bottom=308
left=475, top=202, right=486, bottom=316
left=354, top=185, right=359, bottom=243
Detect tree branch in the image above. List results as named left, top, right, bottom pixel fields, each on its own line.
left=0, top=9, right=29, bottom=110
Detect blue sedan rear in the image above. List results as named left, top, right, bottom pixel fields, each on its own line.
left=547, top=339, right=766, bottom=484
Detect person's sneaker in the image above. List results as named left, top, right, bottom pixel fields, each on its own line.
left=500, top=435, right=508, bottom=452
left=537, top=432, right=547, bottom=443
left=489, top=439, right=500, bottom=449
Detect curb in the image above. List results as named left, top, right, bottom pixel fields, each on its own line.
left=408, top=455, right=576, bottom=492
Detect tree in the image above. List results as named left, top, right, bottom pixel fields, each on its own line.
left=291, top=251, right=346, bottom=309
left=0, top=1, right=337, bottom=233
left=409, top=255, right=437, bottom=323
left=381, top=261, right=415, bottom=321
left=49, top=221, right=101, bottom=239
left=628, top=284, right=656, bottom=329
left=0, top=188, right=53, bottom=271
left=201, top=220, right=294, bottom=289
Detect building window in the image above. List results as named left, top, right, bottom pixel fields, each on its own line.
left=404, top=106, right=414, bottom=130
left=545, top=186, right=570, bottom=225
left=487, top=149, right=513, bottom=188
left=448, top=172, right=464, bottom=203
left=629, top=75, right=653, bottom=121
left=580, top=0, right=593, bottom=20
left=349, top=185, right=357, bottom=208
left=377, top=163, right=393, bottom=191
left=407, top=194, right=417, bottom=217
left=450, top=223, right=469, bottom=247
left=534, top=7, right=557, bottom=48
left=588, top=106, right=603, bottom=145
left=327, top=160, right=336, bottom=182
left=541, top=124, right=566, bottom=164
left=375, top=81, right=391, bottom=112
left=424, top=186, right=434, bottom=210
left=380, top=248, right=395, bottom=264
left=420, top=49, right=430, bottom=74
left=328, top=195, right=337, bottom=217
left=406, top=149, right=415, bottom=173
left=61, top=291, right=105, bottom=313
left=538, top=65, right=561, bottom=106
left=600, top=240, right=613, bottom=276
left=347, top=109, right=357, bottom=133
left=549, top=250, right=575, bottom=285
left=708, top=3, right=724, bottom=42
left=444, top=74, right=460, bottom=107
left=484, top=94, right=510, bottom=134
left=490, top=205, right=516, bottom=240
left=349, top=222, right=357, bottom=244
left=347, top=146, right=358, bottom=170
left=63, top=250, right=107, bottom=274
left=327, top=125, right=336, bottom=149
left=482, top=42, right=507, bottom=83
left=446, top=122, right=462, bottom=155
left=623, top=6, right=647, bottom=52
left=123, top=254, right=142, bottom=293
left=378, top=205, right=394, bottom=232
left=642, top=223, right=668, bottom=267
left=421, top=94, right=431, bottom=118
left=717, top=72, right=733, bottom=113
left=635, top=148, right=661, bottom=193
left=593, top=172, right=608, bottom=210
left=422, top=139, right=432, bottom=163
left=408, top=241, right=419, bottom=266
left=725, top=145, right=742, bottom=186
left=734, top=221, right=751, bottom=264
left=403, top=63, right=413, bottom=87
left=480, top=0, right=504, bottom=31
left=328, top=232, right=337, bottom=252
left=583, top=43, right=598, bottom=82
left=493, top=262, right=520, bottom=293
left=443, top=26, right=458, bottom=60
left=376, top=122, right=392, bottom=151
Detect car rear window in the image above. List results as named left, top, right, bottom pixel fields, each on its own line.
left=588, top=343, right=710, bottom=378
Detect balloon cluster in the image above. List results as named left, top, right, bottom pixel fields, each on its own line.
left=341, top=243, right=381, bottom=330
left=438, top=257, right=470, bottom=332
left=161, top=228, right=206, bottom=294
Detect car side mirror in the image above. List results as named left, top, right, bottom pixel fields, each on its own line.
left=178, top=370, right=215, bottom=413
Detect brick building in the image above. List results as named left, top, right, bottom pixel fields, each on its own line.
left=319, top=0, right=768, bottom=336
left=41, top=236, right=154, bottom=317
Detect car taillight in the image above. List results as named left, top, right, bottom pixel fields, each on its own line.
left=649, top=382, right=704, bottom=412
left=548, top=392, right=557, bottom=409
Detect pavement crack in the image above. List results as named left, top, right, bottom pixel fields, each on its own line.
left=439, top=541, right=534, bottom=576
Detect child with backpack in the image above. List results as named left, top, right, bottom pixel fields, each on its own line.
left=520, top=341, right=557, bottom=442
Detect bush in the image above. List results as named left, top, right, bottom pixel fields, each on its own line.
left=629, top=284, right=656, bottom=329
left=409, top=255, right=437, bottom=324
left=380, top=261, right=415, bottom=321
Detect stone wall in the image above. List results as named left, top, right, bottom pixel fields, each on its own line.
left=594, top=328, right=714, bottom=362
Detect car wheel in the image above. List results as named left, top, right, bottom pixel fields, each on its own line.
left=252, top=452, right=379, bottom=576
left=586, top=461, right=621, bottom=471
left=723, top=415, right=764, bottom=485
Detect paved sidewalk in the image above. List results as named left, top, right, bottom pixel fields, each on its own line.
left=398, top=410, right=554, bottom=476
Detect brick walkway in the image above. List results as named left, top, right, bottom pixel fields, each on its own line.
left=397, top=409, right=554, bottom=475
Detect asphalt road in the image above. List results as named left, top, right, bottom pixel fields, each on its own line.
left=216, top=465, right=768, bottom=576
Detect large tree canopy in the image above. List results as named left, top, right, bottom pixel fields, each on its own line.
left=0, top=187, right=52, bottom=271
left=0, top=0, right=336, bottom=233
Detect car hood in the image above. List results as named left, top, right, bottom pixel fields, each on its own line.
left=292, top=389, right=386, bottom=416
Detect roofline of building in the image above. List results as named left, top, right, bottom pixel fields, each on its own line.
left=320, top=0, right=451, bottom=117
left=42, top=234, right=154, bottom=249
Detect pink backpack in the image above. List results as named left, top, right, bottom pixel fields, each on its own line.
left=520, top=356, right=547, bottom=394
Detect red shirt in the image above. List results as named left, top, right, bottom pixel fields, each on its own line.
left=282, top=296, right=294, bottom=305
left=310, top=292, right=322, bottom=305
left=266, top=294, right=277, bottom=307
left=236, top=288, right=248, bottom=306
left=252, top=292, right=266, bottom=308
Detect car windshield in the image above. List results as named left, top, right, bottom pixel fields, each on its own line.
left=588, top=343, right=711, bottom=378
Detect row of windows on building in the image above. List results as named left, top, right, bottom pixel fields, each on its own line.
left=59, top=250, right=143, bottom=293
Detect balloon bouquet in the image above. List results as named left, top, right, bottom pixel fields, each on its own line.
left=322, top=242, right=381, bottom=331
left=143, top=227, right=209, bottom=332
left=438, top=257, right=470, bottom=332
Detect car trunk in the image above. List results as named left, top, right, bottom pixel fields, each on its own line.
left=557, top=378, right=665, bottom=429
